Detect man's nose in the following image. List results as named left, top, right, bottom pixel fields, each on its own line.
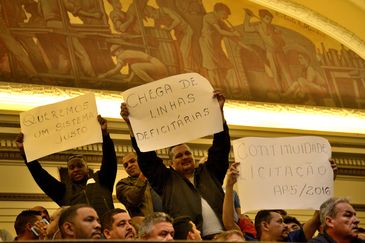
left=354, top=216, right=360, bottom=224
left=94, top=221, right=101, bottom=229
left=165, top=233, right=174, bottom=241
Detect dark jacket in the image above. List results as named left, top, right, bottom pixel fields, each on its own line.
left=116, top=176, right=162, bottom=217
left=24, top=133, right=117, bottom=217
left=308, top=231, right=365, bottom=243
left=131, top=122, right=230, bottom=233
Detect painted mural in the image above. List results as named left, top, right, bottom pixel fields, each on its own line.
left=0, top=0, right=364, bottom=109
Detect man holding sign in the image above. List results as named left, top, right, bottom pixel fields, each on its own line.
left=16, top=115, right=117, bottom=218
left=121, top=88, right=230, bottom=239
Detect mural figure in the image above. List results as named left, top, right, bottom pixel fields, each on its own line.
left=0, top=0, right=364, bottom=109
left=174, top=0, right=205, bottom=71
left=283, top=53, right=327, bottom=105
left=38, top=0, right=95, bottom=76
left=244, top=9, right=293, bottom=92
left=97, top=44, right=168, bottom=82
left=68, top=0, right=104, bottom=25
left=146, top=0, right=194, bottom=72
left=0, top=4, right=37, bottom=76
left=107, top=0, right=136, bottom=35
left=199, top=3, right=242, bottom=95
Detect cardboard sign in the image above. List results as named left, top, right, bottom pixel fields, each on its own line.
left=123, top=73, right=223, bottom=151
left=20, top=93, right=102, bottom=161
left=232, top=136, right=333, bottom=212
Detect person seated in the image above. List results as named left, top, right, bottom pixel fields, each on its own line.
left=102, top=208, right=137, bottom=239
left=16, top=115, right=117, bottom=218
left=284, top=215, right=302, bottom=232
left=58, top=204, right=101, bottom=239
left=14, top=210, right=47, bottom=240
left=138, top=212, right=175, bottom=240
left=116, top=152, right=162, bottom=217
left=120, top=90, right=230, bottom=239
left=45, top=206, right=69, bottom=240
left=309, top=197, right=362, bottom=243
left=173, top=215, right=202, bottom=240
left=214, top=230, right=245, bottom=241
left=30, top=206, right=50, bottom=222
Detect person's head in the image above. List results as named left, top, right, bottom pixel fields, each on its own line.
left=214, top=230, right=245, bottom=242
left=169, top=144, right=195, bottom=178
left=46, top=206, right=69, bottom=240
left=173, top=216, right=201, bottom=240
left=320, top=197, right=360, bottom=240
left=102, top=208, right=136, bottom=239
left=258, top=9, right=273, bottom=24
left=121, top=152, right=141, bottom=177
left=14, top=210, right=42, bottom=240
left=283, top=216, right=302, bottom=232
left=58, top=204, right=101, bottom=239
left=67, top=154, right=89, bottom=182
left=139, top=212, right=174, bottom=240
left=30, top=206, right=50, bottom=222
left=255, top=210, right=288, bottom=241
left=214, top=3, right=231, bottom=20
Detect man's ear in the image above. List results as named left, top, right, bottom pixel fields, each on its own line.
left=103, top=229, right=111, bottom=239
left=63, top=222, right=75, bottom=238
left=325, top=216, right=334, bottom=228
left=25, top=223, right=33, bottom=232
left=262, top=221, right=270, bottom=232
left=168, top=160, right=174, bottom=168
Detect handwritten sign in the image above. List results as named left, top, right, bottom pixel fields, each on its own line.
left=232, top=136, right=333, bottom=212
left=20, top=93, right=102, bottom=161
left=122, top=73, right=223, bottom=152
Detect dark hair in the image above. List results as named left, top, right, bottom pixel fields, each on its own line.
left=58, top=204, right=93, bottom=238
left=14, top=210, right=41, bottom=235
left=173, top=216, right=193, bottom=239
left=258, top=9, right=273, bottom=19
left=102, top=208, right=127, bottom=230
left=283, top=215, right=301, bottom=228
left=214, top=230, right=244, bottom=241
left=254, top=210, right=275, bottom=240
left=214, top=3, right=231, bottom=14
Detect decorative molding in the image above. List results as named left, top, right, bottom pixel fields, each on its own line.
left=0, top=193, right=120, bottom=204
left=249, top=0, right=365, bottom=59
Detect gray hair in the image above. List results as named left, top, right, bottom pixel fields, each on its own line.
left=139, top=212, right=173, bottom=239
left=320, top=197, right=350, bottom=230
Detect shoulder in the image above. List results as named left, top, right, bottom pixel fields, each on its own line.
left=287, top=229, right=307, bottom=242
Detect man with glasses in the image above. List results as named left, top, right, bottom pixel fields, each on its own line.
left=16, top=115, right=117, bottom=218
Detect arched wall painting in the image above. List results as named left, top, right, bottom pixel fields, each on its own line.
left=0, top=0, right=364, bottom=109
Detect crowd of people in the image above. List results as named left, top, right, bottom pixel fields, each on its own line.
left=1, top=90, right=364, bottom=242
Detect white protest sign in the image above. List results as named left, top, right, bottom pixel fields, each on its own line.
left=232, top=136, right=333, bottom=212
left=122, top=73, right=223, bottom=152
left=20, top=93, right=102, bottom=161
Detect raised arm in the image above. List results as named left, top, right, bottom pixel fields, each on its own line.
left=243, top=9, right=256, bottom=32
left=97, top=115, right=117, bottom=192
left=120, top=103, right=171, bottom=195
left=302, top=159, right=337, bottom=240
left=15, top=133, right=66, bottom=205
left=223, top=162, right=241, bottom=231
left=205, top=91, right=231, bottom=184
